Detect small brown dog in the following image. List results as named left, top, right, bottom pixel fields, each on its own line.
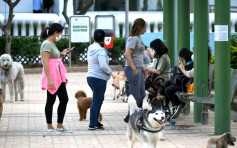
left=112, top=72, right=127, bottom=100
left=0, top=88, right=3, bottom=121
left=207, top=132, right=236, bottom=148
left=75, top=90, right=102, bottom=121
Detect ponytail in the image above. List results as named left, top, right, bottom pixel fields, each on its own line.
left=40, top=27, right=49, bottom=41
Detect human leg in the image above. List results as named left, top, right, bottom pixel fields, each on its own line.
left=56, top=83, right=69, bottom=127
left=87, top=77, right=106, bottom=129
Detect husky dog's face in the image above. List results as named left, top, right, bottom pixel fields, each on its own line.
left=148, top=109, right=166, bottom=128
left=0, top=54, right=13, bottom=70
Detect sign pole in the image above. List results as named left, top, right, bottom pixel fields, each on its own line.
left=69, top=17, right=72, bottom=67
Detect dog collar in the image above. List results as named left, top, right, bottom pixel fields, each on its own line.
left=112, top=84, right=119, bottom=90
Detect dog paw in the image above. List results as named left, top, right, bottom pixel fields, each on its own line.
left=79, top=119, right=83, bottom=121
left=159, top=137, right=165, bottom=141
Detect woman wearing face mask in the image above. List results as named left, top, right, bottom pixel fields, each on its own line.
left=179, top=47, right=212, bottom=78
left=40, top=23, right=72, bottom=134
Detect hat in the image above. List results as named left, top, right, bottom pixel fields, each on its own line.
left=94, top=29, right=105, bottom=42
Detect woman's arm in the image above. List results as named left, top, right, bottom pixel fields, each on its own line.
left=124, top=48, right=138, bottom=75
left=60, top=48, right=70, bottom=58
left=179, top=63, right=194, bottom=78
left=98, top=54, right=112, bottom=76
left=144, top=66, right=161, bottom=75
left=146, top=47, right=154, bottom=60
left=42, top=52, right=55, bottom=90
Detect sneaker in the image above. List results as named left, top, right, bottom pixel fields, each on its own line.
left=88, top=125, right=105, bottom=130
left=88, top=126, right=96, bottom=130
left=57, top=126, right=72, bottom=133
left=97, top=122, right=103, bottom=127
left=171, top=105, right=183, bottom=119
left=45, top=128, right=61, bottom=135
left=123, top=114, right=130, bottom=123
left=95, top=125, right=105, bottom=130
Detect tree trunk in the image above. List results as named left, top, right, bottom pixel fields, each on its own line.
left=62, top=0, right=69, bottom=24
left=73, top=0, right=77, bottom=15
left=5, top=31, right=12, bottom=54
left=0, top=0, right=20, bottom=54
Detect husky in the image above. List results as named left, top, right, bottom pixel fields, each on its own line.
left=127, top=95, right=166, bottom=148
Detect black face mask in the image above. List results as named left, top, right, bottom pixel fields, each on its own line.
left=100, top=42, right=104, bottom=47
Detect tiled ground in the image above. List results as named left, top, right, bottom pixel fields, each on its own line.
left=0, top=72, right=237, bottom=148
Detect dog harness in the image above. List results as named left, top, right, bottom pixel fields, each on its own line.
left=136, top=110, right=164, bottom=133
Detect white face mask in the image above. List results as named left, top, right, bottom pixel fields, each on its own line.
left=191, top=54, right=194, bottom=61
left=56, top=35, right=61, bottom=42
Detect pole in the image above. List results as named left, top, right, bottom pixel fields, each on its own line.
left=163, top=0, right=175, bottom=67
left=177, top=0, right=190, bottom=54
left=193, top=0, right=209, bottom=124
left=215, top=0, right=231, bottom=135
left=69, top=18, right=72, bottom=67
left=125, top=0, right=129, bottom=47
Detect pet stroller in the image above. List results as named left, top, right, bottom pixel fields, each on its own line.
left=145, top=74, right=171, bottom=119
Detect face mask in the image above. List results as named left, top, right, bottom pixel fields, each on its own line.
left=191, top=54, right=194, bottom=61
left=56, top=35, right=61, bottom=42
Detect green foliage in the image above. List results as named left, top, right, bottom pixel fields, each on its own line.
left=107, top=37, right=125, bottom=64
left=0, top=36, right=126, bottom=67
left=230, top=46, right=237, bottom=69
left=211, top=34, right=237, bottom=69
left=11, top=37, right=40, bottom=57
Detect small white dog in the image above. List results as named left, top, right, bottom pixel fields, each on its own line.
left=127, top=95, right=166, bottom=148
left=0, top=54, right=25, bottom=102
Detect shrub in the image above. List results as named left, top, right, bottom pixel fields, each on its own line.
left=0, top=36, right=126, bottom=66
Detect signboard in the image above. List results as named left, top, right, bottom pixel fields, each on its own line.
left=70, top=16, right=90, bottom=43
left=95, top=15, right=115, bottom=31
left=104, top=35, right=114, bottom=49
left=215, top=25, right=228, bottom=41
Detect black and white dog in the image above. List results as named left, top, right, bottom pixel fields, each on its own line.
left=0, top=54, right=25, bottom=103
left=127, top=95, right=166, bottom=148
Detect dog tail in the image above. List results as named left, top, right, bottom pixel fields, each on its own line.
left=75, top=90, right=87, bottom=99
left=128, top=95, right=138, bottom=114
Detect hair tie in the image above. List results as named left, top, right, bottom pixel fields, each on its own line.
left=47, top=28, right=49, bottom=36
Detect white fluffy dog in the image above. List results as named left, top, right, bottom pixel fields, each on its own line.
left=0, top=54, right=25, bottom=102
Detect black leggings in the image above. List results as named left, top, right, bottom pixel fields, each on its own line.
left=45, top=83, right=68, bottom=124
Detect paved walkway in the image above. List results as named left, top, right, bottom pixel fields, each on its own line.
left=0, top=72, right=237, bottom=148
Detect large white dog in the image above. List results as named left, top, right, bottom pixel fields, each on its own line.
left=0, top=54, right=25, bottom=102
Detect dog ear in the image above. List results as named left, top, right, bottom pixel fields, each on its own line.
left=0, top=88, right=2, bottom=94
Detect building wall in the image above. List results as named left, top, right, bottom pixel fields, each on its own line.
left=0, top=0, right=73, bottom=17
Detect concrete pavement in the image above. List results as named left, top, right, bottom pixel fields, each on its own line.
left=0, top=71, right=237, bottom=148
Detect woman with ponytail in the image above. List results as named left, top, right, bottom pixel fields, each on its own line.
left=123, top=18, right=147, bottom=123
left=40, top=23, right=72, bottom=134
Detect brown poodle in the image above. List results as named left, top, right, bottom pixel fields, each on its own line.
left=0, top=88, right=3, bottom=121
left=75, top=90, right=102, bottom=121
